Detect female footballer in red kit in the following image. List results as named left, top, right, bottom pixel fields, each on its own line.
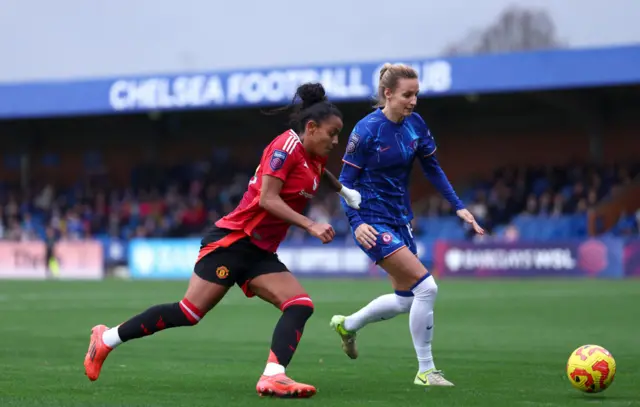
left=83, top=83, right=361, bottom=398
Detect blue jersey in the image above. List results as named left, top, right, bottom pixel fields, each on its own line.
left=339, top=108, right=464, bottom=229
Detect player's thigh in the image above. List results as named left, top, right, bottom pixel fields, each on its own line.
left=378, top=245, right=429, bottom=292
left=250, top=272, right=309, bottom=310
left=246, top=255, right=308, bottom=309
left=184, top=273, right=230, bottom=314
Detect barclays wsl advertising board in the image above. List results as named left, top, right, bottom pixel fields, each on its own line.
left=126, top=237, right=640, bottom=280
left=432, top=238, right=626, bottom=279
left=127, top=238, right=427, bottom=279
left=1, top=45, right=639, bottom=119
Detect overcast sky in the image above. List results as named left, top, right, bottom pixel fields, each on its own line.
left=1, top=0, right=639, bottom=82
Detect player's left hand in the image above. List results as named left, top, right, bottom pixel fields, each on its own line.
left=339, top=186, right=361, bottom=209
left=456, top=209, right=485, bottom=235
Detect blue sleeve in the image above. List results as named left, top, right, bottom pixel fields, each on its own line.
left=413, top=113, right=437, bottom=157
left=341, top=123, right=368, bottom=169
left=339, top=123, right=368, bottom=229
left=419, top=154, right=465, bottom=211
left=416, top=120, right=465, bottom=211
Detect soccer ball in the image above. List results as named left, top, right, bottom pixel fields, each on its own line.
left=566, top=344, right=616, bottom=393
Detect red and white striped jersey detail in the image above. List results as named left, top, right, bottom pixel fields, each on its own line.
left=282, top=130, right=301, bottom=154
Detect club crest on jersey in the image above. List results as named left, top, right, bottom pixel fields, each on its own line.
left=346, top=132, right=360, bottom=154
left=270, top=150, right=288, bottom=171
left=381, top=232, right=393, bottom=244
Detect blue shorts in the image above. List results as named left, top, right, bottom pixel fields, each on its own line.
left=352, top=223, right=417, bottom=263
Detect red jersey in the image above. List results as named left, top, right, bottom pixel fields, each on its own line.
left=215, top=129, right=328, bottom=252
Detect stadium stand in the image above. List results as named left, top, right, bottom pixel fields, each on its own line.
left=2, top=160, right=636, bottom=246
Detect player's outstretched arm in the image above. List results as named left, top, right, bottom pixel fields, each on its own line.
left=418, top=154, right=484, bottom=235
left=414, top=117, right=484, bottom=235
left=323, top=169, right=361, bottom=209
left=322, top=169, right=342, bottom=192
left=418, top=153, right=464, bottom=211
left=260, top=174, right=336, bottom=243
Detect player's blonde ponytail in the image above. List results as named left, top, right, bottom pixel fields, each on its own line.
left=379, top=63, right=393, bottom=83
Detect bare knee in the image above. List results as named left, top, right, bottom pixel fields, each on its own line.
left=249, top=272, right=311, bottom=310
left=260, top=286, right=315, bottom=313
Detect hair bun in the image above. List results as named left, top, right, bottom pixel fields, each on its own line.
left=296, top=83, right=327, bottom=109
left=379, top=63, right=393, bottom=82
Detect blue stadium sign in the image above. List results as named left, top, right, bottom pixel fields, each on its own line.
left=0, top=45, right=638, bottom=119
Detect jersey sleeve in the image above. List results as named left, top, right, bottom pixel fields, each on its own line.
left=414, top=114, right=437, bottom=157
left=414, top=114, right=465, bottom=211
left=261, top=135, right=300, bottom=182
left=342, top=122, right=370, bottom=169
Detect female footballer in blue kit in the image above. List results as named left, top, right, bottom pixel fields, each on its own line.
left=330, top=63, right=485, bottom=387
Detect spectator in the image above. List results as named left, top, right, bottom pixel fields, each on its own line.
left=503, top=224, right=520, bottom=242
left=0, top=161, right=636, bottom=243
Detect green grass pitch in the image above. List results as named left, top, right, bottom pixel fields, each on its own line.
left=0, top=278, right=639, bottom=406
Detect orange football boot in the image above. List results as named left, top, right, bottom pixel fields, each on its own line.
left=256, top=373, right=317, bottom=398
left=84, top=324, right=113, bottom=381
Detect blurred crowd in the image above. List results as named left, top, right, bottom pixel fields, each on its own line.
left=451, top=162, right=640, bottom=239
left=0, top=161, right=638, bottom=243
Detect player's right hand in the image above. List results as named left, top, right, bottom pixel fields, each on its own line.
left=307, top=222, right=335, bottom=244
left=456, top=208, right=485, bottom=235
left=355, top=223, right=378, bottom=249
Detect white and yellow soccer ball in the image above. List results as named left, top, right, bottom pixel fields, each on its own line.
left=566, top=344, right=616, bottom=393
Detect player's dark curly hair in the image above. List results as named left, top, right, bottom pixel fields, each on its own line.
left=265, top=82, right=342, bottom=134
